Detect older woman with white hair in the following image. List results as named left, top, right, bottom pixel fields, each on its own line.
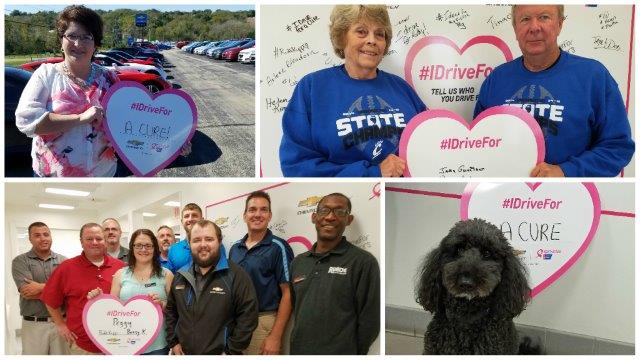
left=280, top=5, right=426, bottom=177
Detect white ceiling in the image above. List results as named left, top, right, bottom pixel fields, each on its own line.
left=5, top=183, right=179, bottom=217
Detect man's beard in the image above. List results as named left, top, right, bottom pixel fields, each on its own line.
left=193, top=250, right=220, bottom=269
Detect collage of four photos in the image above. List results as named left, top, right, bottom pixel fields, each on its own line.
left=3, top=2, right=636, bottom=356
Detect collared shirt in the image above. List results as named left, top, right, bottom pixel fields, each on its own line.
left=166, top=238, right=191, bottom=273
left=290, top=237, right=380, bottom=355
left=107, top=245, right=128, bottom=262
left=194, top=261, right=220, bottom=295
left=229, top=229, right=293, bottom=312
left=41, top=252, right=125, bottom=353
left=159, top=254, right=170, bottom=270
left=11, top=249, right=67, bottom=317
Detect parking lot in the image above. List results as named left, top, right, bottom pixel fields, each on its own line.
left=156, top=49, right=255, bottom=177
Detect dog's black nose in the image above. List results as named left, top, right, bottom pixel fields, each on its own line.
left=457, top=274, right=475, bottom=290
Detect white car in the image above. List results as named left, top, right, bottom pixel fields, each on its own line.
left=94, top=54, right=168, bottom=80
left=193, top=43, right=212, bottom=55
left=239, top=47, right=255, bottom=64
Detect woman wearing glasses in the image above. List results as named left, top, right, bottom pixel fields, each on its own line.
left=279, top=5, right=426, bottom=177
left=110, top=229, right=173, bottom=355
left=15, top=5, right=118, bottom=177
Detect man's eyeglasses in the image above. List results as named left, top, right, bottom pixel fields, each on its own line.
left=316, top=207, right=350, bottom=218
left=133, top=244, right=153, bottom=250
left=63, top=33, right=94, bottom=44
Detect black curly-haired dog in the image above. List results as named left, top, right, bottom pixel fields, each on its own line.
left=415, top=218, right=531, bottom=355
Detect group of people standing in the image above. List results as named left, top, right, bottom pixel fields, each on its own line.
left=12, top=192, right=380, bottom=355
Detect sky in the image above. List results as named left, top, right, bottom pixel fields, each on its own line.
left=5, top=4, right=254, bottom=14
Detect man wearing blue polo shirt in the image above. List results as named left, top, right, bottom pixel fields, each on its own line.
left=166, top=203, right=202, bottom=273
left=229, top=191, right=294, bottom=355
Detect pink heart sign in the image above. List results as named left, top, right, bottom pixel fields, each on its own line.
left=460, top=182, right=601, bottom=297
left=102, top=81, right=197, bottom=177
left=404, top=35, right=513, bottom=121
left=399, top=106, right=545, bottom=177
left=83, top=294, right=163, bottom=354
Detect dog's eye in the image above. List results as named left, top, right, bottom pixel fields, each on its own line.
left=482, top=249, right=492, bottom=259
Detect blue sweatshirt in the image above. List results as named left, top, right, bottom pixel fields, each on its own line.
left=474, top=50, right=634, bottom=177
left=280, top=65, right=426, bottom=177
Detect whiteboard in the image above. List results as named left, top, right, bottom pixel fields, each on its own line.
left=260, top=5, right=634, bottom=176
left=204, top=182, right=381, bottom=261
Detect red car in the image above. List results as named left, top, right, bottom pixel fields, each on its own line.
left=133, top=41, right=159, bottom=52
left=222, top=41, right=255, bottom=62
left=19, top=57, right=63, bottom=72
left=176, top=41, right=190, bottom=49
left=18, top=58, right=170, bottom=93
left=116, top=72, right=171, bottom=93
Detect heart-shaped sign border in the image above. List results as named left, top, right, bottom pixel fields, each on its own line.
left=460, top=182, right=601, bottom=297
left=398, top=106, right=545, bottom=177
left=403, top=35, right=513, bottom=89
left=101, top=81, right=198, bottom=177
left=82, top=294, right=163, bottom=355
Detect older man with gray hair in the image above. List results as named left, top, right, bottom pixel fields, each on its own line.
left=102, top=218, right=128, bottom=262
left=474, top=5, right=634, bottom=177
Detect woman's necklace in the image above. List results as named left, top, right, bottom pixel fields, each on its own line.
left=133, top=267, right=152, bottom=282
left=62, top=62, right=95, bottom=90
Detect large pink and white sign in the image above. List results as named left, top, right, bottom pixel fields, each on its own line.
left=460, top=182, right=601, bottom=297
left=83, top=294, right=163, bottom=355
left=404, top=35, right=513, bottom=121
left=399, top=106, right=544, bottom=177
left=102, top=81, right=198, bottom=177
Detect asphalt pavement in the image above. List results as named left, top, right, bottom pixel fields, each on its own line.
left=155, top=49, right=255, bottom=177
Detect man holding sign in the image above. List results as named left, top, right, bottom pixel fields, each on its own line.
left=165, top=219, right=258, bottom=355
left=41, top=223, right=125, bottom=355
left=474, top=5, right=634, bottom=177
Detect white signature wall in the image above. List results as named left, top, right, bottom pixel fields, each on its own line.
left=260, top=5, right=635, bottom=176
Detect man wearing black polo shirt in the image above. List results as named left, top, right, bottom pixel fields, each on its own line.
left=289, top=193, right=380, bottom=355
left=229, top=191, right=294, bottom=355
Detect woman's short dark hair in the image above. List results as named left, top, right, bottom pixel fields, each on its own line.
left=128, top=229, right=163, bottom=278
left=56, top=5, right=104, bottom=47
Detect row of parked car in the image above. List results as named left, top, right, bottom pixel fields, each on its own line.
left=18, top=44, right=172, bottom=94
left=178, top=39, right=255, bottom=64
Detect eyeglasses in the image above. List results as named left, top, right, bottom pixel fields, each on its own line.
left=133, top=244, right=153, bottom=250
left=63, top=33, right=94, bottom=44
left=316, top=207, right=350, bottom=218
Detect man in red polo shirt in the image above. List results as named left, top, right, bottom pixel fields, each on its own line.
left=41, top=223, right=126, bottom=355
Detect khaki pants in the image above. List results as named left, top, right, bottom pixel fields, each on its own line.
left=244, top=312, right=277, bottom=355
left=69, top=342, right=100, bottom=355
left=21, top=319, right=69, bottom=355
